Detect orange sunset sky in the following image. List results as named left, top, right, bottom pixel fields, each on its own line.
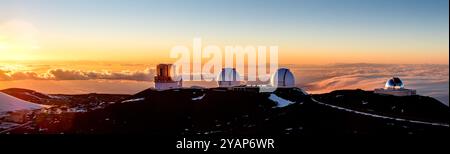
left=0, top=0, right=448, bottom=65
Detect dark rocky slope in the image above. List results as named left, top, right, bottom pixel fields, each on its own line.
left=3, top=88, right=449, bottom=136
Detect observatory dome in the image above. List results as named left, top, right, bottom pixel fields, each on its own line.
left=385, top=77, right=404, bottom=89
left=154, top=64, right=182, bottom=90
left=217, top=68, right=241, bottom=87
left=270, top=68, right=295, bottom=87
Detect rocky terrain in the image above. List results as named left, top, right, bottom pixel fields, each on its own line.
left=1, top=87, right=448, bottom=136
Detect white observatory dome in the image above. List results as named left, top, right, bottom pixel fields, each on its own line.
left=217, top=68, right=241, bottom=87
left=385, top=77, right=404, bottom=89
left=270, top=68, right=295, bottom=88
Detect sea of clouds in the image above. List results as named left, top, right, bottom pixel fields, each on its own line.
left=0, top=68, right=155, bottom=81
left=292, top=64, right=449, bottom=105
left=0, top=63, right=448, bottom=105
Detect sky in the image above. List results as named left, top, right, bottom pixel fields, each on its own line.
left=0, top=0, right=448, bottom=64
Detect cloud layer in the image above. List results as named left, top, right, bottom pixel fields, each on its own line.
left=293, top=64, right=449, bottom=105
left=0, top=68, right=155, bottom=81
left=0, top=63, right=448, bottom=105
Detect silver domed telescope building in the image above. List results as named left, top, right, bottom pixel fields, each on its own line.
left=270, top=68, right=295, bottom=88
left=385, top=77, right=404, bottom=89
left=154, top=64, right=182, bottom=90
left=217, top=68, right=241, bottom=87
left=374, top=77, right=416, bottom=96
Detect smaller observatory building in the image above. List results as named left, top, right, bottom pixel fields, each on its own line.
left=154, top=64, right=182, bottom=90
left=217, top=68, right=241, bottom=87
left=374, top=77, right=416, bottom=96
left=270, top=68, right=295, bottom=88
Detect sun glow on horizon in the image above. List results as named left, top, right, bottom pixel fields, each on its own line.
left=0, top=0, right=447, bottom=65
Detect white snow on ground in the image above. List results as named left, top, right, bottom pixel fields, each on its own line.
left=192, top=94, right=206, bottom=101
left=0, top=121, right=32, bottom=134
left=268, top=94, right=296, bottom=108
left=0, top=92, right=48, bottom=113
left=46, top=94, right=67, bottom=99
left=0, top=122, right=20, bottom=130
left=25, top=91, right=66, bottom=100
left=311, top=98, right=450, bottom=127
left=67, top=107, right=87, bottom=113
left=25, top=91, right=66, bottom=99
left=24, top=92, right=43, bottom=100
left=121, top=98, right=145, bottom=103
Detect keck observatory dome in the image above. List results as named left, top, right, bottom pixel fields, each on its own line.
left=385, top=77, right=404, bottom=89
left=217, top=68, right=241, bottom=87
left=270, top=68, right=295, bottom=88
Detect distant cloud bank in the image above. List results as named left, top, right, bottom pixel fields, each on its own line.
left=0, top=68, right=155, bottom=81
left=293, top=64, right=449, bottom=105
left=0, top=63, right=448, bottom=105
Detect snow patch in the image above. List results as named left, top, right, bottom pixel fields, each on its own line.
left=192, top=94, right=205, bottom=101
left=0, top=92, right=48, bottom=113
left=46, top=94, right=66, bottom=99
left=268, top=94, right=296, bottom=108
left=0, top=122, right=20, bottom=130
left=121, top=98, right=145, bottom=103
left=24, top=92, right=43, bottom=100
